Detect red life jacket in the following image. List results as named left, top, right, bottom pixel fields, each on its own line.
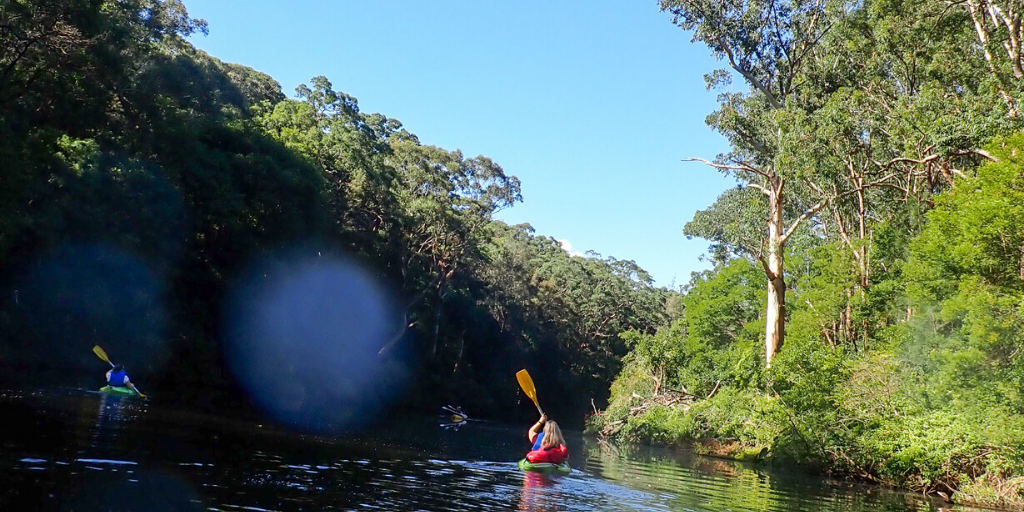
left=526, top=443, right=568, bottom=464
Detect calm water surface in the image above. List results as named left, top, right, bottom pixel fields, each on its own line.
left=0, top=389, right=977, bottom=511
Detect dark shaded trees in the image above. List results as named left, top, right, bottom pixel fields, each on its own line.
left=0, top=0, right=667, bottom=427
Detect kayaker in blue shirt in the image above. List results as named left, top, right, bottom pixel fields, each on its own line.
left=526, top=413, right=568, bottom=464
left=106, top=365, right=139, bottom=393
left=529, top=413, right=549, bottom=450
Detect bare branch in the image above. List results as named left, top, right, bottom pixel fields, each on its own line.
left=873, top=154, right=940, bottom=169
left=733, top=124, right=771, bottom=155
left=746, top=183, right=771, bottom=196
left=781, top=172, right=898, bottom=243
left=781, top=198, right=831, bottom=244
left=715, top=35, right=784, bottom=109
left=756, top=253, right=777, bottom=281
left=950, top=148, right=998, bottom=161
left=683, top=157, right=773, bottom=180
left=804, top=177, right=825, bottom=195
left=706, top=380, right=722, bottom=399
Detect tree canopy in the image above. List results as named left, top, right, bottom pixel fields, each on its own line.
left=593, top=0, right=1024, bottom=505
left=0, top=0, right=665, bottom=427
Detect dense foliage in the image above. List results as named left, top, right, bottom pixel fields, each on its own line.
left=590, top=0, right=1024, bottom=506
left=0, top=0, right=666, bottom=425
left=6, top=0, right=1024, bottom=504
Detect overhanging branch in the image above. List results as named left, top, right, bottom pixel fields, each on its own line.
left=683, top=157, right=773, bottom=181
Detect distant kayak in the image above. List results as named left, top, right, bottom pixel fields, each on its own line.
left=99, top=385, right=138, bottom=396
left=518, top=458, right=571, bottom=475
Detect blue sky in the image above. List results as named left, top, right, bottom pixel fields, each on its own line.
left=183, top=1, right=736, bottom=287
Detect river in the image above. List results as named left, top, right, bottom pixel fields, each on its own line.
left=0, top=389, right=976, bottom=511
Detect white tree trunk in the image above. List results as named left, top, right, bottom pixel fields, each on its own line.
left=764, top=180, right=787, bottom=368
left=764, top=259, right=786, bottom=368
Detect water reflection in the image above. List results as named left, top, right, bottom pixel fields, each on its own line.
left=0, top=390, right=981, bottom=512
left=579, top=438, right=946, bottom=512
left=518, top=472, right=558, bottom=512
left=60, top=470, right=203, bottom=512
left=93, top=391, right=144, bottom=429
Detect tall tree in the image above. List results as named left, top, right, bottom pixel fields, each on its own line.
left=668, top=0, right=1010, bottom=365
left=946, top=0, right=1024, bottom=115
left=381, top=136, right=521, bottom=355
left=665, top=0, right=845, bottom=366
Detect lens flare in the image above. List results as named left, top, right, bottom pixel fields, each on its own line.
left=225, top=251, right=408, bottom=432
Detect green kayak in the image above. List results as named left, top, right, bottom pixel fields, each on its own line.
left=518, top=458, right=571, bottom=475
left=99, top=385, right=138, bottom=396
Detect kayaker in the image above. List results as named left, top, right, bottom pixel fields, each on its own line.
left=105, top=364, right=139, bottom=393
left=526, top=413, right=568, bottom=464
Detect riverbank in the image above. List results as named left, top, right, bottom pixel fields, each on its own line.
left=585, top=383, right=1024, bottom=510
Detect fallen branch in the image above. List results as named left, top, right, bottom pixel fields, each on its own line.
left=707, top=380, right=722, bottom=399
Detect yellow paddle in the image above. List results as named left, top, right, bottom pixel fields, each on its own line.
left=93, top=345, right=146, bottom=397
left=92, top=345, right=114, bottom=366
left=516, top=369, right=544, bottom=415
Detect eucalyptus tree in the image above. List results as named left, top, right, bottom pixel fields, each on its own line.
left=784, top=0, right=1019, bottom=345
left=475, top=222, right=667, bottom=414
left=665, top=0, right=1016, bottom=365
left=380, top=135, right=521, bottom=356
left=0, top=0, right=207, bottom=116
left=534, top=250, right=665, bottom=387
left=944, top=0, right=1024, bottom=115
left=257, top=78, right=523, bottom=360
left=664, top=0, right=855, bottom=366
left=256, top=76, right=399, bottom=248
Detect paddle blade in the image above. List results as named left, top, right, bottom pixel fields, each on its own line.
left=516, top=369, right=539, bottom=407
left=92, top=345, right=111, bottom=364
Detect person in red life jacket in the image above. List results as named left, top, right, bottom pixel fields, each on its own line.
left=526, top=413, right=568, bottom=464
left=105, top=364, right=139, bottom=393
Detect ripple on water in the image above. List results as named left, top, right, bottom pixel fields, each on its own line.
left=0, top=392, right=972, bottom=512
